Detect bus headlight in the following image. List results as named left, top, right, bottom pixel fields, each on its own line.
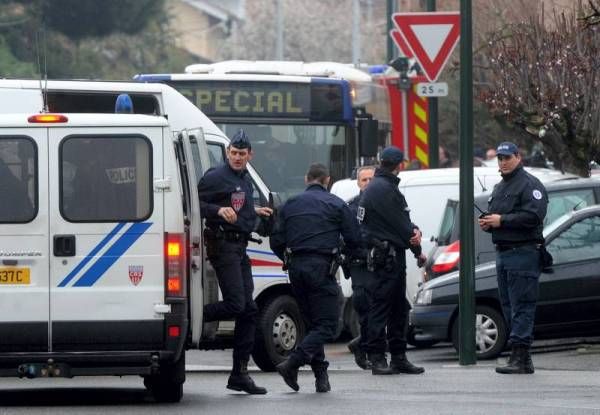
left=415, top=289, right=432, bottom=305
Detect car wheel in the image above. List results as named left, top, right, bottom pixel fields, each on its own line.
left=451, top=305, right=507, bottom=360
left=252, top=295, right=305, bottom=372
left=407, top=325, right=440, bottom=349
left=144, top=351, right=185, bottom=403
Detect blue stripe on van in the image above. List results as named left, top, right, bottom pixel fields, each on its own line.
left=72, top=222, right=153, bottom=287
left=58, top=222, right=127, bottom=287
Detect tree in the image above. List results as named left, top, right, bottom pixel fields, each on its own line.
left=479, top=1, right=600, bottom=176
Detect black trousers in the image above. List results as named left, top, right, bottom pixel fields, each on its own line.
left=350, top=263, right=374, bottom=353
left=366, top=249, right=410, bottom=356
left=204, top=239, right=258, bottom=362
left=288, top=254, right=340, bottom=370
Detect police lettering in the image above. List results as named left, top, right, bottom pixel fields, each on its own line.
left=105, top=167, right=136, bottom=184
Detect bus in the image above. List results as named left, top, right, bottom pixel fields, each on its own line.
left=134, top=61, right=392, bottom=370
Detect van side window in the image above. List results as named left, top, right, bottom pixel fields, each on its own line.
left=207, top=143, right=225, bottom=169
left=60, top=136, right=152, bottom=222
left=0, top=137, right=37, bottom=223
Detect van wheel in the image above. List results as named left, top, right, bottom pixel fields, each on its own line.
left=144, top=351, right=185, bottom=403
left=451, top=305, right=507, bottom=360
left=252, top=295, right=305, bottom=372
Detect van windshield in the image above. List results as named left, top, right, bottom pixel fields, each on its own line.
left=436, top=201, right=458, bottom=245
left=218, top=123, right=348, bottom=202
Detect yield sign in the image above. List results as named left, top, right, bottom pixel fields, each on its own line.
left=392, top=12, right=460, bottom=82
left=389, top=29, right=414, bottom=58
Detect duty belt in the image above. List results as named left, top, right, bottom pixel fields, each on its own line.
left=496, top=242, right=541, bottom=252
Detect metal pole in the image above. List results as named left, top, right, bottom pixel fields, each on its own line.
left=386, top=0, right=396, bottom=62
left=458, top=0, right=477, bottom=366
left=352, top=0, right=361, bottom=65
left=426, top=0, right=439, bottom=168
left=276, top=0, right=284, bottom=60
left=401, top=89, right=409, bottom=153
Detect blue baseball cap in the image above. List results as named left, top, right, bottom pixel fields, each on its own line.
left=496, top=142, right=519, bottom=156
left=380, top=146, right=405, bottom=164
left=230, top=129, right=252, bottom=150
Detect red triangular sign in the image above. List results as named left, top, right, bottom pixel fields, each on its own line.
left=389, top=29, right=414, bottom=58
left=392, top=12, right=460, bottom=82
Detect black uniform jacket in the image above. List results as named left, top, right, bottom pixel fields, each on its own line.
left=358, top=168, right=421, bottom=256
left=197, top=163, right=256, bottom=234
left=487, top=165, right=548, bottom=245
left=270, top=183, right=360, bottom=261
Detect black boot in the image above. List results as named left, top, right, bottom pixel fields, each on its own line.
left=390, top=353, right=425, bottom=374
left=348, top=337, right=371, bottom=370
left=369, top=354, right=394, bottom=375
left=312, top=365, right=331, bottom=393
left=276, top=357, right=301, bottom=391
left=227, top=359, right=268, bottom=394
left=495, top=345, right=534, bottom=374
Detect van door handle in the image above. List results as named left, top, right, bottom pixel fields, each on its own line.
left=53, top=235, right=76, bottom=257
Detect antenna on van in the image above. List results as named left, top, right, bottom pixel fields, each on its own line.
left=476, top=176, right=487, bottom=192
left=35, top=25, right=49, bottom=113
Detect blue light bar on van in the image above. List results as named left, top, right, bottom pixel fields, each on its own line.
left=133, top=74, right=172, bottom=82
left=368, top=65, right=388, bottom=74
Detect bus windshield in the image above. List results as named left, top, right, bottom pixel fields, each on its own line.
left=218, top=123, right=348, bottom=202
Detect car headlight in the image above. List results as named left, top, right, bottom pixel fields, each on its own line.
left=415, top=289, right=432, bottom=305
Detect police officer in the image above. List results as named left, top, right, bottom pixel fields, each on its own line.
left=358, top=146, right=426, bottom=376
left=478, top=142, right=548, bottom=374
left=270, top=163, right=360, bottom=393
left=197, top=130, right=273, bottom=394
left=346, top=165, right=375, bottom=370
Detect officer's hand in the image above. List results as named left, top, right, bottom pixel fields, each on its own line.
left=479, top=213, right=501, bottom=229
left=416, top=253, right=426, bottom=268
left=255, top=207, right=273, bottom=217
left=218, top=207, right=238, bottom=224
left=409, top=229, right=422, bottom=246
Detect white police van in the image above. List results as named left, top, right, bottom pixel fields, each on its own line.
left=0, top=79, right=306, bottom=372
left=0, top=111, right=218, bottom=402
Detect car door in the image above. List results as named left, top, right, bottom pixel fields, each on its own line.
left=536, top=213, right=600, bottom=334
left=48, top=126, right=164, bottom=351
left=0, top=129, right=48, bottom=352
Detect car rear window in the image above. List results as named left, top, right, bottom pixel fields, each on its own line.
left=547, top=214, right=600, bottom=264
left=0, top=136, right=37, bottom=223
left=436, top=201, right=457, bottom=245
left=60, top=135, right=152, bottom=222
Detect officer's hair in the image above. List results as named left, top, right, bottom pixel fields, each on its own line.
left=306, top=163, right=329, bottom=184
left=357, top=165, right=376, bottom=176
left=379, top=160, right=398, bottom=172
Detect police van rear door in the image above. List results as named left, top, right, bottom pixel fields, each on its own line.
left=0, top=125, right=49, bottom=353
left=177, top=128, right=218, bottom=345
left=48, top=121, right=166, bottom=351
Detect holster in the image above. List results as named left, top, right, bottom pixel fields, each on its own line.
left=203, top=228, right=219, bottom=257
left=282, top=248, right=292, bottom=271
left=367, top=240, right=396, bottom=272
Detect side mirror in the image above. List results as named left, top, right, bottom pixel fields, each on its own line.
left=256, top=192, right=282, bottom=237
left=358, top=119, right=379, bottom=157
left=269, top=192, right=283, bottom=212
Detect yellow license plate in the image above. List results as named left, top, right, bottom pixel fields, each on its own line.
left=0, top=267, right=31, bottom=285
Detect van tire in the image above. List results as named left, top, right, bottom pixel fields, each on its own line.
left=252, top=295, right=305, bottom=372
left=145, top=351, right=185, bottom=403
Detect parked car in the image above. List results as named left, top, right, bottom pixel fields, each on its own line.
left=411, top=205, right=600, bottom=359
left=424, top=177, right=600, bottom=281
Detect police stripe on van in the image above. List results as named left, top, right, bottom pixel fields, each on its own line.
left=58, top=222, right=152, bottom=287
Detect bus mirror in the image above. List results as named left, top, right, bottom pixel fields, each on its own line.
left=358, top=119, right=379, bottom=157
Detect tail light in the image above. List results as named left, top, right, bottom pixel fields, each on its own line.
left=431, top=240, right=460, bottom=275
left=165, top=233, right=186, bottom=297
left=28, top=114, right=68, bottom=123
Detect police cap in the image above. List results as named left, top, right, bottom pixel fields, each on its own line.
left=380, top=146, right=404, bottom=164
left=496, top=141, right=519, bottom=156
left=230, top=129, right=252, bottom=150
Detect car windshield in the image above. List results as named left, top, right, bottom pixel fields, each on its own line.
left=218, top=123, right=349, bottom=202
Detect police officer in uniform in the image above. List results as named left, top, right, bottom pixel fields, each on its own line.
left=270, top=163, right=360, bottom=393
left=346, top=166, right=375, bottom=370
left=478, top=142, right=548, bottom=374
left=197, top=130, right=273, bottom=394
left=358, top=146, right=426, bottom=376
